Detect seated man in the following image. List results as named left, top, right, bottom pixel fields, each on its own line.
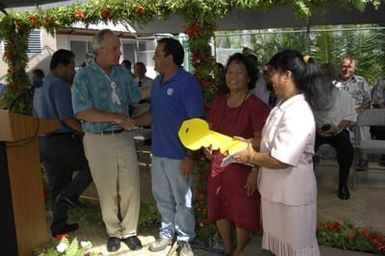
left=314, top=64, right=357, bottom=200
left=335, top=56, right=371, bottom=169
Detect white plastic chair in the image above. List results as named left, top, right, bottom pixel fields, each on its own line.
left=352, top=108, right=385, bottom=188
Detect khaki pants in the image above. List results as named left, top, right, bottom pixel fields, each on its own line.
left=83, top=131, right=140, bottom=237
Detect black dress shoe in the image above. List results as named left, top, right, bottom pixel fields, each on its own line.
left=107, top=237, right=121, bottom=252
left=122, top=236, right=142, bottom=250
left=338, top=185, right=350, bottom=200
left=51, top=223, right=79, bottom=237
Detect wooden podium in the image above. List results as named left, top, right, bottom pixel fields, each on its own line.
left=0, top=110, right=59, bottom=256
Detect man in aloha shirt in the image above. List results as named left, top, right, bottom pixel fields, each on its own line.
left=335, top=56, right=371, bottom=170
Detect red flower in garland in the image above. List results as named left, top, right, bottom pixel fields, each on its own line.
left=192, top=53, right=205, bottom=64
left=55, top=233, right=70, bottom=241
left=44, top=16, right=55, bottom=27
left=28, top=15, right=40, bottom=27
left=136, top=7, right=145, bottom=15
left=101, top=8, right=112, bottom=20
left=184, top=22, right=201, bottom=38
left=74, top=10, right=86, bottom=20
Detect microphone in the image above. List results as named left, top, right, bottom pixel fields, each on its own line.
left=7, top=82, right=39, bottom=114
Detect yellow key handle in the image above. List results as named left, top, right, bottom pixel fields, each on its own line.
left=178, top=118, right=247, bottom=155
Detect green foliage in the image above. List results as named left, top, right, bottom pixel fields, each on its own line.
left=0, top=13, right=32, bottom=114
left=219, top=25, right=384, bottom=86
left=193, top=155, right=217, bottom=239
left=249, top=28, right=309, bottom=64
left=138, top=202, right=161, bottom=228
left=67, top=202, right=160, bottom=229
left=34, top=236, right=97, bottom=256
left=317, top=221, right=385, bottom=254
left=310, top=25, right=385, bottom=85
left=68, top=204, right=103, bottom=226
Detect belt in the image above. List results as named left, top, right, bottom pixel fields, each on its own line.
left=97, top=129, right=124, bottom=135
left=43, top=132, right=73, bottom=137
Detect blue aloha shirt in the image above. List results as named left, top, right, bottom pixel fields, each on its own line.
left=72, top=62, right=140, bottom=133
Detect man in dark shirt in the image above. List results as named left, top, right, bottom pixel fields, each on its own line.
left=33, top=49, right=92, bottom=237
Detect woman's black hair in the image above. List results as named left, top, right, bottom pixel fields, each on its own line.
left=224, top=52, right=258, bottom=92
left=268, top=49, right=331, bottom=111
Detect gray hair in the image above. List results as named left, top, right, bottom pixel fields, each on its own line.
left=92, top=29, right=115, bottom=53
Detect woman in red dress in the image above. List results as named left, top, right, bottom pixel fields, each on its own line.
left=206, top=53, right=270, bottom=256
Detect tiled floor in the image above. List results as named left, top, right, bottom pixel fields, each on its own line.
left=63, top=154, right=384, bottom=256
left=316, top=159, right=385, bottom=232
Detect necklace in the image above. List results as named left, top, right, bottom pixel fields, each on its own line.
left=102, top=69, right=121, bottom=105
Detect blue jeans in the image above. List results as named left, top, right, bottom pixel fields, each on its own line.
left=151, top=156, right=195, bottom=242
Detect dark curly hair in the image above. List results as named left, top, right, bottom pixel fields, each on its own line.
left=224, top=52, right=259, bottom=92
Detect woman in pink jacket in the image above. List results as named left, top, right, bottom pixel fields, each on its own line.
left=234, top=49, right=331, bottom=256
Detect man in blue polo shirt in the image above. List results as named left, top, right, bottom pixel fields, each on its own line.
left=33, top=49, right=92, bottom=237
left=135, top=38, right=204, bottom=256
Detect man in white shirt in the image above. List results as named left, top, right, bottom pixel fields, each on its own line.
left=314, top=84, right=357, bottom=200
left=335, top=56, right=371, bottom=170
left=133, top=62, right=153, bottom=88
left=132, top=62, right=153, bottom=117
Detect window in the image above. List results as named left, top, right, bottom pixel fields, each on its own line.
left=28, top=29, right=42, bottom=54
left=2, top=29, right=42, bottom=54
left=70, top=41, right=92, bottom=67
left=137, top=41, right=155, bottom=65
left=122, top=42, right=136, bottom=65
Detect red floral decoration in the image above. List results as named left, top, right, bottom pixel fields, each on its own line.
left=136, top=7, right=145, bottom=15
left=317, top=221, right=385, bottom=254
left=28, top=15, right=40, bottom=28
left=101, top=8, right=112, bottom=20
left=74, top=9, right=87, bottom=20
left=55, top=233, right=70, bottom=241
left=184, top=22, right=201, bottom=39
left=43, top=16, right=55, bottom=28
left=192, top=52, right=205, bottom=64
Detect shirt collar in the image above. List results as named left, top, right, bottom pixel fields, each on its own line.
left=159, top=68, right=183, bottom=84
left=339, top=75, right=358, bottom=84
left=277, top=94, right=306, bottom=110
